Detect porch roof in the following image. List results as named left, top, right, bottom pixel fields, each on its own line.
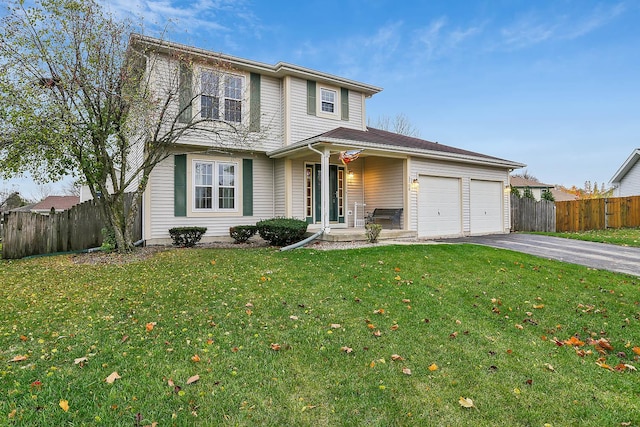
left=267, top=127, right=525, bottom=169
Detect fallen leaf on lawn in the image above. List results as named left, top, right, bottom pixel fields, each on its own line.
left=373, top=309, right=385, bottom=314
left=597, top=338, right=614, bottom=352
left=245, top=302, right=254, bottom=308
left=8, top=409, right=16, bottom=419
left=373, top=330, right=382, bottom=337
left=367, top=323, right=375, bottom=329
left=74, top=357, right=88, bottom=365
left=9, top=355, right=28, bottom=362
left=394, top=267, right=401, bottom=272
left=289, top=315, right=299, bottom=321
left=596, top=361, right=613, bottom=371
left=624, top=364, right=637, bottom=371
left=455, top=320, right=462, bottom=325
left=369, top=361, right=376, bottom=368
left=341, top=346, right=353, bottom=354
left=515, top=324, right=524, bottom=330
left=391, top=354, right=404, bottom=361
left=210, top=260, right=216, bottom=265
left=449, top=332, right=458, bottom=339
left=402, top=299, right=410, bottom=303
left=402, top=367, right=412, bottom=375
left=544, top=363, right=555, bottom=372
left=459, top=397, right=476, bottom=409
left=564, top=336, right=585, bottom=347
left=533, top=304, right=544, bottom=309
left=191, top=354, right=201, bottom=362
left=301, top=404, right=317, bottom=412
left=145, top=322, right=156, bottom=332
left=245, top=309, right=253, bottom=316
left=428, top=363, right=438, bottom=371
left=105, top=371, right=121, bottom=384
left=168, top=379, right=175, bottom=387
left=632, top=346, right=640, bottom=356
left=121, top=335, right=129, bottom=343
left=231, top=346, right=239, bottom=353
left=270, top=343, right=281, bottom=351
left=59, top=399, right=69, bottom=412
left=390, top=324, right=399, bottom=331
left=186, top=375, right=200, bottom=385
left=19, top=335, right=28, bottom=341
left=143, top=423, right=158, bottom=427
left=330, top=324, right=341, bottom=329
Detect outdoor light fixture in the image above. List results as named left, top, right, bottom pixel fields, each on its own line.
left=411, top=178, right=420, bottom=191
left=347, top=170, right=354, bottom=179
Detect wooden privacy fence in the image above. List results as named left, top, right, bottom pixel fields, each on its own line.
left=2, top=194, right=141, bottom=259
left=510, top=194, right=556, bottom=232
left=556, top=195, right=640, bottom=232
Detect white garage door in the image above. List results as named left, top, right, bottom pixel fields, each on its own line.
left=418, top=176, right=462, bottom=238
left=470, top=180, right=503, bottom=234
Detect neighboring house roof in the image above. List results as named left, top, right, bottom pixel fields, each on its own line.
left=550, top=188, right=579, bottom=201
left=130, top=34, right=382, bottom=97
left=268, top=127, right=525, bottom=169
left=31, top=196, right=80, bottom=213
left=9, top=203, right=37, bottom=212
left=610, top=148, right=640, bottom=184
left=509, top=176, right=554, bottom=188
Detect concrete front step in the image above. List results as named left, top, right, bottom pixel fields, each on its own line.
left=315, top=229, right=417, bottom=242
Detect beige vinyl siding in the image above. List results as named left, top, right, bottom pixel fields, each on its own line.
left=146, top=152, right=275, bottom=242
left=273, top=159, right=286, bottom=217
left=617, top=163, right=640, bottom=196
left=288, top=77, right=365, bottom=144
left=363, top=157, right=405, bottom=228
left=346, top=161, right=364, bottom=227
left=257, top=75, right=284, bottom=152
left=409, top=158, right=509, bottom=234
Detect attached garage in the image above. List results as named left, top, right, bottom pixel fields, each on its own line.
left=470, top=180, right=504, bottom=234
left=418, top=176, right=462, bottom=238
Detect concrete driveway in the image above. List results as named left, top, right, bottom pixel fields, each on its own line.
left=446, top=233, right=640, bottom=277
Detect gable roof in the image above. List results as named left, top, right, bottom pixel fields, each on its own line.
left=268, top=126, right=525, bottom=169
left=31, top=195, right=80, bottom=212
left=610, top=148, right=640, bottom=184
left=130, top=34, right=382, bottom=97
left=510, top=176, right=554, bottom=188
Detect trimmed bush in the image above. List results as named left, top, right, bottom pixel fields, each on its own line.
left=365, top=223, right=382, bottom=243
left=256, top=218, right=308, bottom=247
left=230, top=225, right=257, bottom=243
left=168, top=226, right=207, bottom=247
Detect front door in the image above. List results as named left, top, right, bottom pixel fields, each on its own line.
left=305, top=164, right=345, bottom=224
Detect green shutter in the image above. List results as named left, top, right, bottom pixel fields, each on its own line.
left=250, top=73, right=261, bottom=132
left=341, top=88, right=349, bottom=121
left=307, top=80, right=316, bottom=115
left=242, top=159, right=253, bottom=216
left=178, top=64, right=192, bottom=123
left=174, top=154, right=187, bottom=217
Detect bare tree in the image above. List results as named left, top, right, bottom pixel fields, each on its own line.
left=369, top=113, right=421, bottom=137
left=512, top=170, right=539, bottom=182
left=0, top=0, right=263, bottom=252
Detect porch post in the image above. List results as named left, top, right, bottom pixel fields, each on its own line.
left=321, top=146, right=331, bottom=233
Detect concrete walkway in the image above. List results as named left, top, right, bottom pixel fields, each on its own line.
left=445, top=233, right=640, bottom=277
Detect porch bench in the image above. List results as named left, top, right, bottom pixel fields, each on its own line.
left=369, top=208, right=403, bottom=229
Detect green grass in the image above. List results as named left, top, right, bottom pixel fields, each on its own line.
left=1, top=244, right=640, bottom=426
left=535, top=227, right=640, bottom=247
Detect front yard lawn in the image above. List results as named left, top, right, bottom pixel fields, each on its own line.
left=536, top=227, right=640, bottom=247
left=1, top=244, right=639, bottom=426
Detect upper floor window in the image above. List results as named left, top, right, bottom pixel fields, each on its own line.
left=200, top=71, right=244, bottom=123
left=193, top=160, right=237, bottom=211
left=321, top=88, right=336, bottom=113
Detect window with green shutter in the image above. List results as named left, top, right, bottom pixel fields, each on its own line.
left=174, top=154, right=187, bottom=216
left=242, top=159, right=253, bottom=216
left=250, top=73, right=261, bottom=132
left=307, top=80, right=316, bottom=115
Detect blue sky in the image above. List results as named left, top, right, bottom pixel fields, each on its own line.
left=3, top=0, right=639, bottom=198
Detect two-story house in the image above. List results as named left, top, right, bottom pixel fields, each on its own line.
left=131, top=35, right=524, bottom=245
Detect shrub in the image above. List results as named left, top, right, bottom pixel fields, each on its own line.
left=256, top=218, right=307, bottom=246
left=229, top=225, right=257, bottom=243
left=541, top=189, right=555, bottom=202
left=365, top=223, right=382, bottom=243
left=168, top=226, right=207, bottom=247
left=510, top=186, right=521, bottom=198
left=522, top=187, right=535, bottom=200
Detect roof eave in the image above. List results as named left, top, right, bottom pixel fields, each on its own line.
left=610, top=148, right=640, bottom=184
left=268, top=137, right=526, bottom=169
left=129, top=34, right=382, bottom=96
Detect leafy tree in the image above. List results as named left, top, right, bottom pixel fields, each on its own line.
left=522, top=187, right=535, bottom=199
left=541, top=189, right=555, bottom=202
left=510, top=185, right=521, bottom=198
left=0, top=0, right=251, bottom=252
left=0, top=191, right=28, bottom=211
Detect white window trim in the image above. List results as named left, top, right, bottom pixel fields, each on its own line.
left=198, top=68, right=247, bottom=124
left=191, top=159, right=239, bottom=213
left=317, top=84, right=340, bottom=119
